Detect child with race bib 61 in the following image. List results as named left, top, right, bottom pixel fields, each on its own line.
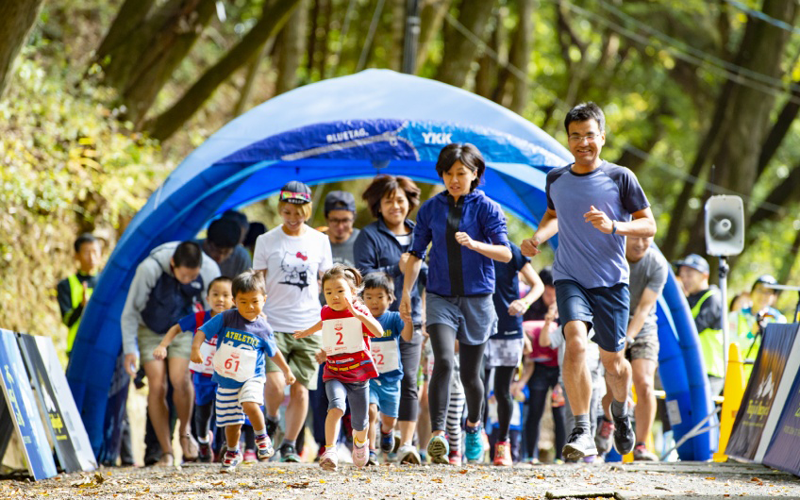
left=361, top=272, right=413, bottom=464
left=191, top=270, right=295, bottom=472
left=153, top=276, right=233, bottom=462
left=294, top=264, right=383, bottom=470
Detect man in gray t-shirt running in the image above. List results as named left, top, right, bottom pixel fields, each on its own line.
left=521, top=102, right=657, bottom=461
left=597, top=236, right=667, bottom=461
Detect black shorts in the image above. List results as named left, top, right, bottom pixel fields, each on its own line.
left=554, top=279, right=630, bottom=353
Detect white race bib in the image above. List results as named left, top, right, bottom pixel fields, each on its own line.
left=189, top=337, right=217, bottom=375
left=213, top=342, right=257, bottom=382
left=371, top=340, right=400, bottom=374
left=322, top=317, right=365, bottom=356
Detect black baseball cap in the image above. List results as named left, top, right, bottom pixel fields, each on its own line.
left=279, top=181, right=312, bottom=204
left=324, top=191, right=356, bottom=216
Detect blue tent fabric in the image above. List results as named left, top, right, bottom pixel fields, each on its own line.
left=67, top=69, right=712, bottom=461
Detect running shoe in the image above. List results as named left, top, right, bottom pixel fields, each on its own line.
left=197, top=442, right=213, bottom=463
left=595, top=417, right=615, bottom=454
left=243, top=449, right=257, bottom=463
left=367, top=449, right=379, bottom=466
left=319, top=447, right=338, bottom=471
left=380, top=429, right=395, bottom=454
left=256, top=435, right=274, bottom=461
left=397, top=444, right=421, bottom=465
left=464, top=426, right=485, bottom=463
left=427, top=435, right=450, bottom=464
left=266, top=418, right=279, bottom=440
left=613, top=415, right=636, bottom=456
left=279, top=443, right=300, bottom=463
left=562, top=428, right=598, bottom=461
left=220, top=449, right=242, bottom=473
left=448, top=449, right=462, bottom=465
left=633, top=443, right=658, bottom=461
left=352, top=440, right=369, bottom=467
left=493, top=441, right=512, bottom=466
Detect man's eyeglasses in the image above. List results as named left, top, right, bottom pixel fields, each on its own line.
left=328, top=218, right=354, bottom=225
left=568, top=133, right=599, bottom=143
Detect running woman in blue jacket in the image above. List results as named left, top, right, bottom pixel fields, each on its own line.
left=400, top=143, right=511, bottom=464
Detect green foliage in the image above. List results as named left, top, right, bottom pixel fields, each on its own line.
left=0, top=38, right=170, bottom=353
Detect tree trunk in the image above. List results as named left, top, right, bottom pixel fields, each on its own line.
left=416, top=0, right=451, bottom=70
left=756, top=83, right=800, bottom=180
left=712, top=0, right=798, bottom=202
left=123, top=0, right=217, bottom=127
left=0, top=0, right=45, bottom=98
left=233, top=40, right=273, bottom=118
left=306, top=0, right=320, bottom=76
left=388, top=0, right=406, bottom=72
left=434, top=0, right=495, bottom=88
left=275, top=0, right=307, bottom=95
left=508, top=0, right=533, bottom=115
left=778, top=229, right=800, bottom=286
left=94, top=0, right=157, bottom=64
left=474, top=16, right=499, bottom=99
left=146, top=0, right=303, bottom=141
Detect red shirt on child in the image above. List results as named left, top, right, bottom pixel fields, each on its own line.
left=321, top=302, right=379, bottom=383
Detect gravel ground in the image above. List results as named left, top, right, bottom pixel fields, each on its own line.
left=5, top=460, right=800, bottom=499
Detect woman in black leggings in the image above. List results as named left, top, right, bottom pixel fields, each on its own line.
left=401, top=143, right=511, bottom=464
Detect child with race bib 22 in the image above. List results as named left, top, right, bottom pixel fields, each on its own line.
left=294, top=264, right=382, bottom=470
left=361, top=272, right=413, bottom=464
left=191, top=270, right=296, bottom=472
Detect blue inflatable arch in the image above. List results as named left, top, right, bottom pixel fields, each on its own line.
left=67, top=69, right=713, bottom=461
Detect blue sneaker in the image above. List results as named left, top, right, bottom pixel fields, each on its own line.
left=465, top=426, right=485, bottom=463
left=380, top=429, right=394, bottom=454
left=427, top=435, right=449, bottom=464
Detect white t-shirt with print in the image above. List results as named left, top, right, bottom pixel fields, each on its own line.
left=253, top=225, right=333, bottom=333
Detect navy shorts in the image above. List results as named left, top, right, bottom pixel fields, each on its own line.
left=193, top=372, right=217, bottom=406
left=554, top=280, right=630, bottom=353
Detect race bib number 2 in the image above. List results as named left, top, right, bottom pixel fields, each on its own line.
left=322, top=317, right=365, bottom=355
left=213, top=342, right=257, bottom=382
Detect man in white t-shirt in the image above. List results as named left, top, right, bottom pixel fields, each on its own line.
left=252, top=180, right=333, bottom=462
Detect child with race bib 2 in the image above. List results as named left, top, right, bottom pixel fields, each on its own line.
left=294, top=264, right=382, bottom=470
left=153, top=276, right=233, bottom=462
left=191, top=270, right=295, bottom=472
left=361, top=272, right=413, bottom=464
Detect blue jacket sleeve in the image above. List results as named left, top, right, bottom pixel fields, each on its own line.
left=199, top=313, right=223, bottom=341
left=481, top=198, right=509, bottom=246
left=410, top=203, right=433, bottom=259
left=353, top=226, right=401, bottom=278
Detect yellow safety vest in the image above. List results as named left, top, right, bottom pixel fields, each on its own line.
left=65, top=274, right=93, bottom=353
left=734, top=311, right=760, bottom=380
left=690, top=289, right=725, bottom=379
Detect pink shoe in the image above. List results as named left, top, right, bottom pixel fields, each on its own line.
left=352, top=438, right=369, bottom=467
left=448, top=450, right=462, bottom=465
left=319, top=447, right=338, bottom=471
left=243, top=449, right=257, bottom=463
left=493, top=441, right=512, bottom=466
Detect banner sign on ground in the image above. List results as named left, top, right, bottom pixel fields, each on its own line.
left=763, top=361, right=800, bottom=475
left=726, top=323, right=800, bottom=461
left=0, top=329, right=57, bottom=480
left=98, top=352, right=129, bottom=464
left=17, top=333, right=96, bottom=473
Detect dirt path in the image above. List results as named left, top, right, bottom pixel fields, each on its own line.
left=6, top=461, right=800, bottom=499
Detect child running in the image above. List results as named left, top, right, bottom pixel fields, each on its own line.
left=360, top=272, right=413, bottom=465
left=294, top=264, right=382, bottom=470
left=191, top=270, right=296, bottom=472
left=153, top=276, right=233, bottom=462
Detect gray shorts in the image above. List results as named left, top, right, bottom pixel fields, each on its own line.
left=627, top=334, right=659, bottom=362
left=485, top=337, right=524, bottom=368
left=426, top=293, right=497, bottom=346
left=325, top=379, right=370, bottom=432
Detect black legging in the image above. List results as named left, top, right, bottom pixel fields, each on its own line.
left=428, top=324, right=486, bottom=431
left=525, top=363, right=566, bottom=460
left=492, top=366, right=517, bottom=442
left=398, top=331, right=422, bottom=421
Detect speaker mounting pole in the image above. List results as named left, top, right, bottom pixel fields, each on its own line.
left=718, top=256, right=730, bottom=373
